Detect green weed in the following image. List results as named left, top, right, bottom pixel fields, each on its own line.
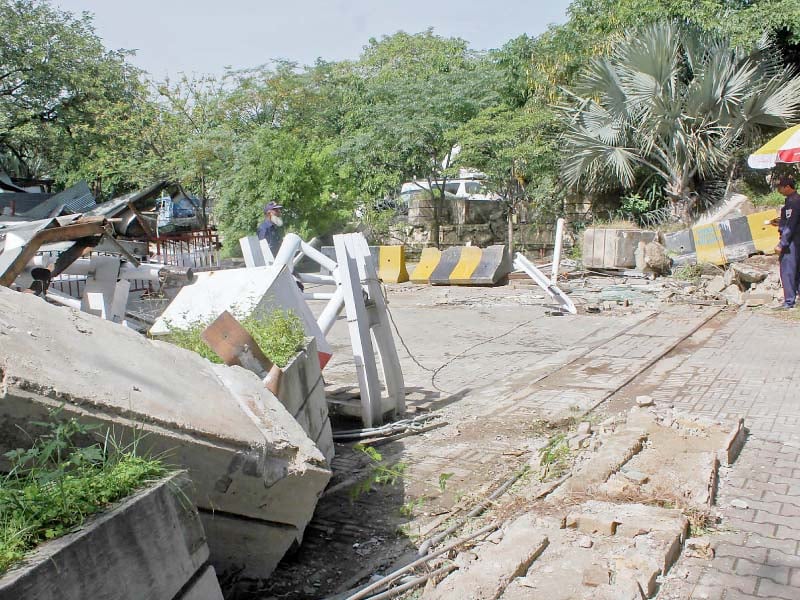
left=538, top=434, right=571, bottom=482
left=163, top=308, right=306, bottom=368
left=0, top=411, right=167, bottom=574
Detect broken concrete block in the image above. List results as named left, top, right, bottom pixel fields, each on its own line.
left=424, top=515, right=548, bottom=600
left=705, top=276, right=726, bottom=295
left=565, top=512, right=619, bottom=536
left=0, top=472, right=221, bottom=600
left=635, top=395, right=654, bottom=407
left=150, top=265, right=333, bottom=368
left=745, top=292, right=772, bottom=307
left=0, top=287, right=331, bottom=579
left=622, top=470, right=650, bottom=485
left=643, top=241, right=671, bottom=275
left=684, top=537, right=714, bottom=559
left=577, top=421, right=592, bottom=435
left=720, top=284, right=744, bottom=305
left=721, top=417, right=747, bottom=466
left=569, top=433, right=591, bottom=450
left=582, top=564, right=611, bottom=587
left=730, top=498, right=749, bottom=509
left=730, top=262, right=768, bottom=284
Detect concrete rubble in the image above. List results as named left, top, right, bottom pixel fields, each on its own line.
left=412, top=406, right=746, bottom=600
left=0, top=286, right=331, bottom=579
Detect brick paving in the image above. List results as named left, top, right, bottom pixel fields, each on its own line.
left=655, top=311, right=800, bottom=599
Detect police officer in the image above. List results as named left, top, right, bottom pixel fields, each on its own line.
left=257, top=201, right=284, bottom=258
left=773, top=176, right=800, bottom=310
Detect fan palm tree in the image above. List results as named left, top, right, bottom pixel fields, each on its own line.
left=560, top=21, right=800, bottom=223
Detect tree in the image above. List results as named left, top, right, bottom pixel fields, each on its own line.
left=337, top=30, right=500, bottom=246
left=453, top=105, right=560, bottom=251
left=560, top=21, right=800, bottom=223
left=0, top=0, right=145, bottom=186
left=215, top=126, right=351, bottom=246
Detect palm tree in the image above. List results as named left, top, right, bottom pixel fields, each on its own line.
left=560, top=21, right=800, bottom=223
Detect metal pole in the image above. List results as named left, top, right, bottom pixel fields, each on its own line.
left=551, top=217, right=565, bottom=284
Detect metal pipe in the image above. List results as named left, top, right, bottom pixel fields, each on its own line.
left=363, top=564, right=456, bottom=600
left=343, top=523, right=497, bottom=600
left=552, top=217, right=565, bottom=284
left=417, top=470, right=524, bottom=556
left=303, top=292, right=335, bottom=301
left=46, top=289, right=81, bottom=309
left=318, top=287, right=345, bottom=335
left=298, top=272, right=336, bottom=285
left=273, top=233, right=303, bottom=272
left=301, top=240, right=338, bottom=273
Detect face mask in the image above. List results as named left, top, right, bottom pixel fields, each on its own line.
left=272, top=216, right=284, bottom=227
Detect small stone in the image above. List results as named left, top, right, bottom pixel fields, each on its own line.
left=569, top=433, right=591, bottom=450
left=636, top=395, right=654, bottom=407
left=582, top=564, right=610, bottom=587
left=577, top=421, right=592, bottom=435
left=685, top=537, right=714, bottom=559
left=621, top=470, right=650, bottom=485
left=730, top=498, right=749, bottom=509
left=576, top=535, right=593, bottom=548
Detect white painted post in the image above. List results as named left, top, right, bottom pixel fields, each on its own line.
left=551, top=217, right=565, bottom=284
left=334, top=235, right=384, bottom=428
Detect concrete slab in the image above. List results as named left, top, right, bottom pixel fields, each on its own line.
left=424, top=516, right=548, bottom=599
left=0, top=287, right=331, bottom=579
left=0, top=472, right=219, bottom=600
left=150, top=265, right=332, bottom=368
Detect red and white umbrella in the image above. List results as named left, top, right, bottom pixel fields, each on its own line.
left=748, top=123, right=800, bottom=169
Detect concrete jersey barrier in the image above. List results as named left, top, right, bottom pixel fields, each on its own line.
left=664, top=209, right=778, bottom=265
left=412, top=244, right=511, bottom=286
left=320, top=245, right=409, bottom=283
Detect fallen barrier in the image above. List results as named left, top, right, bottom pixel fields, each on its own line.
left=413, top=244, right=511, bottom=285
left=664, top=209, right=778, bottom=266
left=320, top=245, right=409, bottom=283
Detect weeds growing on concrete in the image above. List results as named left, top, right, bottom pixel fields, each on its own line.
left=671, top=263, right=703, bottom=283
left=0, top=410, right=167, bottom=575
left=538, top=434, right=572, bottom=482
left=163, top=308, right=306, bottom=367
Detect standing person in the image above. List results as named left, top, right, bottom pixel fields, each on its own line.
left=773, top=176, right=800, bottom=310
left=257, top=201, right=284, bottom=258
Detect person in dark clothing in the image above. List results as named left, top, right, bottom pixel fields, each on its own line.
left=257, top=201, right=284, bottom=258
left=773, top=176, right=800, bottom=309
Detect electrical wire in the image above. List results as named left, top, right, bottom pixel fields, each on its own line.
left=379, top=280, right=536, bottom=394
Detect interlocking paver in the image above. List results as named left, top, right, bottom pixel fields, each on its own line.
left=658, top=311, right=800, bottom=599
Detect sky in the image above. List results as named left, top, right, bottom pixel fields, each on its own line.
left=54, top=0, right=573, bottom=78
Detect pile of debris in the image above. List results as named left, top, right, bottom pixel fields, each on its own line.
left=667, top=257, right=781, bottom=307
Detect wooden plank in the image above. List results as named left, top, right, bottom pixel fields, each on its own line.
left=201, top=310, right=282, bottom=395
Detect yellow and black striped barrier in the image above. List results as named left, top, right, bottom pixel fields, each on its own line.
left=664, top=209, right=779, bottom=266
left=411, top=244, right=511, bottom=285
left=321, top=245, right=409, bottom=283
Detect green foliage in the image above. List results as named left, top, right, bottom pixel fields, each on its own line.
left=350, top=444, right=408, bottom=500
left=216, top=127, right=352, bottom=243
left=538, top=434, right=571, bottom=481
left=163, top=308, right=306, bottom=368
left=672, top=263, right=703, bottom=282
left=0, top=411, right=166, bottom=574
left=561, top=20, right=800, bottom=222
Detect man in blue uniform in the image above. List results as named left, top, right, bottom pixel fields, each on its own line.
left=257, top=201, right=284, bottom=258
left=774, top=176, right=800, bottom=309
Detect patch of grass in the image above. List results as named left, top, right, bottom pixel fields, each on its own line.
left=163, top=308, right=306, bottom=368
left=538, top=434, right=571, bottom=482
left=752, top=191, right=785, bottom=208
left=0, top=412, right=167, bottom=575
left=671, top=263, right=703, bottom=282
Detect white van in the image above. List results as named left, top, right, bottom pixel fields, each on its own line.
left=399, top=178, right=500, bottom=202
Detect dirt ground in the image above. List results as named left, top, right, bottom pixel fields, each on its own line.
left=230, top=276, right=756, bottom=600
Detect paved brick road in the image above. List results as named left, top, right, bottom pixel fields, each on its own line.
left=654, top=311, right=800, bottom=599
